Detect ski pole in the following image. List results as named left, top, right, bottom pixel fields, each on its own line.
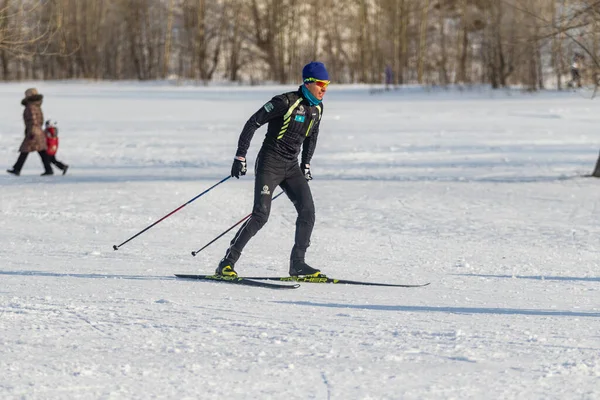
left=191, top=190, right=285, bottom=256
left=113, top=175, right=232, bottom=250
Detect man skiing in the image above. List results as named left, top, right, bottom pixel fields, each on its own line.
left=216, top=61, right=329, bottom=278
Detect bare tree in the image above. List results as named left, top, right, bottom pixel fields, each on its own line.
left=1, top=0, right=600, bottom=92
left=0, top=0, right=69, bottom=79
left=178, top=0, right=225, bottom=82
left=244, top=0, right=295, bottom=83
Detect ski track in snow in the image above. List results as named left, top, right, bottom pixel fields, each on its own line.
left=1, top=82, right=599, bottom=399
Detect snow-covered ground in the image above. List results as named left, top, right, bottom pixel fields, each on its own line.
left=1, top=82, right=599, bottom=399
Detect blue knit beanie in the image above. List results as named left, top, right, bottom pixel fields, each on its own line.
left=302, top=62, right=329, bottom=81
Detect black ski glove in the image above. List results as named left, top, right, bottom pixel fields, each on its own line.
left=301, top=164, right=313, bottom=181
left=231, top=157, right=247, bottom=178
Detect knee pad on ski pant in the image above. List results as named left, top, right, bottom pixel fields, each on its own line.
left=252, top=203, right=270, bottom=230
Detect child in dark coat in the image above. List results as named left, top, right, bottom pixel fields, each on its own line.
left=44, top=120, right=69, bottom=175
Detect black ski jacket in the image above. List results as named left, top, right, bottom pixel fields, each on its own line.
left=235, top=86, right=323, bottom=165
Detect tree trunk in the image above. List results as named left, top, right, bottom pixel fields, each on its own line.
left=195, top=0, right=207, bottom=82
left=439, top=7, right=448, bottom=85
left=551, top=0, right=561, bottom=89
left=418, top=0, right=430, bottom=84
left=163, top=0, right=175, bottom=79
left=227, top=0, right=243, bottom=82
left=457, top=0, right=468, bottom=83
left=359, top=0, right=368, bottom=82
left=0, top=50, right=8, bottom=79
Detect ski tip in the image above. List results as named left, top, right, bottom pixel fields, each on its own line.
left=287, top=284, right=301, bottom=289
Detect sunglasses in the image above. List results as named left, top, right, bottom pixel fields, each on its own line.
left=305, top=78, right=330, bottom=88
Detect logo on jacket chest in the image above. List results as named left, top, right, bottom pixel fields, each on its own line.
left=294, top=105, right=308, bottom=122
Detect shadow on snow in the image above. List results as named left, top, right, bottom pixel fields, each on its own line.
left=454, top=273, right=600, bottom=283
left=1, top=172, right=587, bottom=186
left=275, top=301, right=600, bottom=318
left=0, top=173, right=230, bottom=185
left=0, top=270, right=175, bottom=282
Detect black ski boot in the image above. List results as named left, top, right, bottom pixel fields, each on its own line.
left=6, top=169, right=20, bottom=176
left=215, top=259, right=237, bottom=277
left=289, top=260, right=321, bottom=277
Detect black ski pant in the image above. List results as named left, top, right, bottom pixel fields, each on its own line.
left=223, top=151, right=315, bottom=265
left=12, top=151, right=53, bottom=174
left=49, top=155, right=67, bottom=170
